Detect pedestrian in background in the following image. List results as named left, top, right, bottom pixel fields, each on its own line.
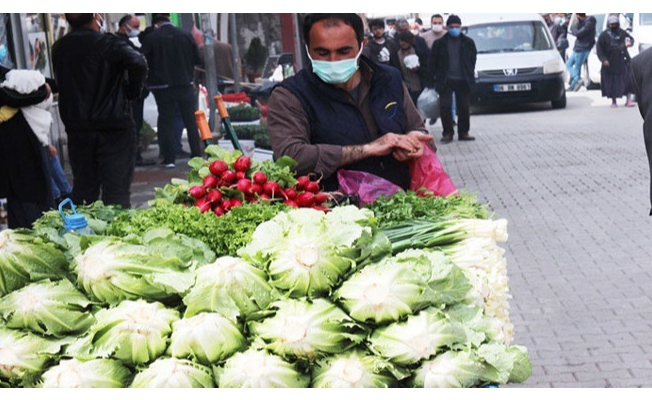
left=421, top=14, right=446, bottom=50
left=0, top=67, right=55, bottom=228
left=427, top=14, right=477, bottom=144
left=363, top=18, right=399, bottom=68
left=52, top=13, right=148, bottom=209
left=630, top=46, right=652, bottom=215
left=115, top=14, right=155, bottom=166
left=394, top=18, right=430, bottom=64
left=566, top=13, right=597, bottom=92
left=597, top=14, right=636, bottom=108
left=550, top=15, right=569, bottom=62
left=140, top=13, right=202, bottom=168
left=396, top=30, right=425, bottom=106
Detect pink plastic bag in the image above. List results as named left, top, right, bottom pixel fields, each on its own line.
left=409, top=145, right=458, bottom=196
left=337, top=169, right=402, bottom=206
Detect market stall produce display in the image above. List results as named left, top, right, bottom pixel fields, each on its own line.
left=0, top=149, right=532, bottom=388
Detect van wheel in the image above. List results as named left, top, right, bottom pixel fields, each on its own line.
left=551, top=91, right=567, bottom=109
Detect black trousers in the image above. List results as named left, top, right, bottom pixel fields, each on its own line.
left=67, top=127, right=136, bottom=208
left=440, top=79, right=471, bottom=137
left=151, top=86, right=202, bottom=164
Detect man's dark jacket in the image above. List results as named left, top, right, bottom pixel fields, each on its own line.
left=571, top=16, right=597, bottom=52
left=630, top=47, right=652, bottom=215
left=280, top=56, right=410, bottom=191
left=140, top=23, right=201, bottom=89
left=52, top=28, right=147, bottom=133
left=427, top=33, right=477, bottom=94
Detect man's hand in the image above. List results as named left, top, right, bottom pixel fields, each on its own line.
left=392, top=131, right=434, bottom=162
left=48, top=144, right=57, bottom=158
left=603, top=60, right=610, bottom=67
left=340, top=131, right=433, bottom=166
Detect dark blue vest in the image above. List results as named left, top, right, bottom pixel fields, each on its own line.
left=280, top=58, right=410, bottom=191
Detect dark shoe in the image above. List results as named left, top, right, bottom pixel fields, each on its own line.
left=176, top=150, right=191, bottom=159
left=428, top=118, right=437, bottom=126
left=459, top=135, right=476, bottom=141
left=441, top=135, right=454, bottom=144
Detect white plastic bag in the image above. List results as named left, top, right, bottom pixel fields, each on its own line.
left=417, top=88, right=440, bottom=121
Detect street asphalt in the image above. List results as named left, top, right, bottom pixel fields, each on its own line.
left=129, top=88, right=652, bottom=388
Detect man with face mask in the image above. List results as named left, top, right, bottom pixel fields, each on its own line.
left=267, top=13, right=433, bottom=192
left=421, top=14, right=446, bottom=50
left=52, top=13, right=148, bottom=208
left=115, top=14, right=154, bottom=166
left=427, top=14, right=477, bottom=144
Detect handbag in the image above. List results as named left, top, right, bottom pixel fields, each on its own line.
left=408, top=145, right=458, bottom=197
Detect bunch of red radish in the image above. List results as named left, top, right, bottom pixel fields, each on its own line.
left=188, top=155, right=331, bottom=216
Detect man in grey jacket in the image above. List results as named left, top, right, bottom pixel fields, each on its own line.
left=566, top=13, right=597, bottom=91
left=630, top=47, right=652, bottom=215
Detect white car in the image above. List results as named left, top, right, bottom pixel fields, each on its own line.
left=459, top=13, right=568, bottom=109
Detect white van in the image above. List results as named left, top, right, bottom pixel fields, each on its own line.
left=459, top=13, right=568, bottom=109
left=625, top=13, right=652, bottom=56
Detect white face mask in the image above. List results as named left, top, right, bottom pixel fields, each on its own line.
left=432, top=24, right=443, bottom=33
left=127, top=27, right=140, bottom=38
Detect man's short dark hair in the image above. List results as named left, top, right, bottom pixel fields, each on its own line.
left=431, top=14, right=444, bottom=22
left=65, top=13, right=94, bottom=29
left=415, top=18, right=423, bottom=25
left=152, top=13, right=171, bottom=25
left=303, top=14, right=364, bottom=47
left=118, top=14, right=134, bottom=28
left=368, top=18, right=385, bottom=30
left=397, top=30, right=414, bottom=44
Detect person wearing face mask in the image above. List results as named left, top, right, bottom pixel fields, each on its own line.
left=421, top=14, right=446, bottom=50
left=427, top=14, right=477, bottom=144
left=596, top=14, right=636, bottom=108
left=550, top=15, right=569, bottom=62
left=267, top=13, right=433, bottom=192
left=52, top=13, right=148, bottom=209
left=115, top=14, right=155, bottom=167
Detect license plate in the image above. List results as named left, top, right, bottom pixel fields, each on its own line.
left=494, top=83, right=531, bottom=92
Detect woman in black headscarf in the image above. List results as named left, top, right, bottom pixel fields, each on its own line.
left=596, top=14, right=636, bottom=107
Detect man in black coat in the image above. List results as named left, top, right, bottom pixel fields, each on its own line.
left=140, top=13, right=202, bottom=168
left=630, top=47, right=652, bottom=215
left=52, top=13, right=148, bottom=209
left=427, top=14, right=477, bottom=144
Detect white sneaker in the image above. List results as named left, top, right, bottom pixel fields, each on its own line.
left=163, top=163, right=175, bottom=169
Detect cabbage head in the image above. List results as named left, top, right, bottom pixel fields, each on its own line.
left=72, top=237, right=195, bottom=305
left=182, top=256, right=276, bottom=321
left=311, top=349, right=407, bottom=388
left=238, top=206, right=386, bottom=298
left=0, top=229, right=69, bottom=297
left=0, top=326, right=62, bottom=387
left=39, top=358, right=131, bottom=388
left=0, top=279, right=94, bottom=337
left=248, top=297, right=367, bottom=361
left=215, top=346, right=310, bottom=388
left=66, top=299, right=179, bottom=366
left=168, top=312, right=247, bottom=365
left=130, top=357, right=215, bottom=388
left=367, top=307, right=466, bottom=366
left=410, top=349, right=484, bottom=388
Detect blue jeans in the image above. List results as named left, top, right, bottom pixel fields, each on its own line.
left=49, top=155, right=72, bottom=199
left=566, top=50, right=590, bottom=87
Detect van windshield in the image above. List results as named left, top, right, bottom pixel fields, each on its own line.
left=640, top=13, right=652, bottom=25
left=463, top=20, right=554, bottom=54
